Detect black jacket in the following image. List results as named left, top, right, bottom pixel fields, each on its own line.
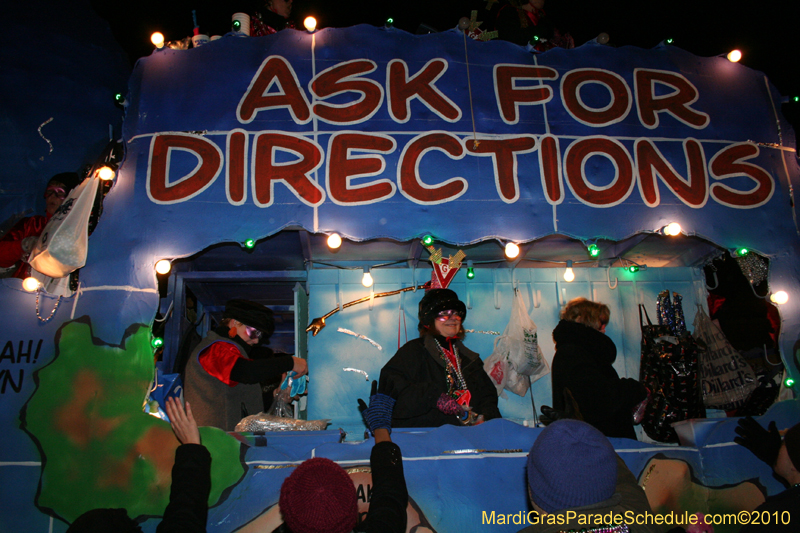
left=379, top=335, right=501, bottom=428
left=551, top=320, right=646, bottom=440
left=739, top=485, right=800, bottom=532
left=157, top=444, right=211, bottom=533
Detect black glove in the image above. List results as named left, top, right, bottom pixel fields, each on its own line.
left=357, top=381, right=395, bottom=435
left=734, top=416, right=781, bottom=467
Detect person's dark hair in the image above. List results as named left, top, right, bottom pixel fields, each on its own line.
left=48, top=172, right=81, bottom=195
left=560, top=297, right=609, bottom=331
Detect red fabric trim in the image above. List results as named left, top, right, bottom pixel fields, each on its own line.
left=198, top=341, right=243, bottom=386
left=0, top=214, right=51, bottom=278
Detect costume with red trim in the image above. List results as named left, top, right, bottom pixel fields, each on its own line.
left=0, top=213, right=51, bottom=279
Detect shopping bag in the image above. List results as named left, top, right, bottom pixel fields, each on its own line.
left=483, top=342, right=510, bottom=396
left=504, top=288, right=549, bottom=380
left=29, top=176, right=98, bottom=278
left=693, top=308, right=757, bottom=410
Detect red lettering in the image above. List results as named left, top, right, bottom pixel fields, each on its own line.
left=465, top=136, right=536, bottom=203
left=226, top=130, right=248, bottom=205
left=494, top=65, right=557, bottom=124
left=561, top=69, right=631, bottom=127
left=326, top=133, right=396, bottom=205
left=398, top=132, right=467, bottom=204
left=635, top=139, right=708, bottom=207
left=237, top=56, right=311, bottom=124
left=387, top=59, right=461, bottom=123
left=709, top=143, right=774, bottom=208
left=252, top=133, right=325, bottom=207
left=147, top=134, right=222, bottom=204
left=634, top=69, right=709, bottom=129
left=311, top=60, right=383, bottom=125
left=539, top=134, right=563, bottom=205
left=564, top=137, right=634, bottom=207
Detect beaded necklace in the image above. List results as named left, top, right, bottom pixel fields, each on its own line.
left=435, top=338, right=468, bottom=397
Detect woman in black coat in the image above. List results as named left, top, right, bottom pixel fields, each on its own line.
left=551, top=298, right=646, bottom=440
left=379, top=289, right=501, bottom=428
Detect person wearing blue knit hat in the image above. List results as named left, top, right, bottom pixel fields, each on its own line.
left=519, top=419, right=659, bottom=533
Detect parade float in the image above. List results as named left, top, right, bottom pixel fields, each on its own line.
left=1, top=9, right=800, bottom=532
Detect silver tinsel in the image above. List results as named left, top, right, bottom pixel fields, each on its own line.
left=736, top=253, right=768, bottom=286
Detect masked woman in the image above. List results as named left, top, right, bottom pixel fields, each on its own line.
left=379, top=289, right=501, bottom=428
left=551, top=297, right=646, bottom=440
left=184, top=299, right=307, bottom=431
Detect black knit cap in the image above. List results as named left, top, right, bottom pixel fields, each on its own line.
left=222, top=299, right=275, bottom=338
left=418, top=288, right=467, bottom=327
left=48, top=172, right=82, bottom=195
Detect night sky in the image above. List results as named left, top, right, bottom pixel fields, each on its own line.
left=91, top=0, right=800, bottom=133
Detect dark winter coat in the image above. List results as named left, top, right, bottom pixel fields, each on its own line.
left=551, top=320, right=646, bottom=440
left=739, top=485, right=800, bottom=532
left=379, top=335, right=501, bottom=428
left=157, top=444, right=211, bottom=533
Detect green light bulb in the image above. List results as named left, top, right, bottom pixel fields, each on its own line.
left=736, top=247, right=749, bottom=256
left=786, top=377, right=795, bottom=388
left=151, top=337, right=164, bottom=349
left=588, top=244, right=599, bottom=257
left=244, top=239, right=256, bottom=249
left=232, top=20, right=241, bottom=30
left=386, top=18, right=394, bottom=25
left=794, top=96, right=800, bottom=103
left=114, top=93, right=124, bottom=103
left=628, top=265, right=639, bottom=273
left=466, top=267, right=475, bottom=279
left=422, top=235, right=434, bottom=246
left=666, top=38, right=673, bottom=44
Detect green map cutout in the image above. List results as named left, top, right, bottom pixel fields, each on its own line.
left=23, top=319, right=244, bottom=522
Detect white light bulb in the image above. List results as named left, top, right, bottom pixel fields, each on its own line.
left=327, top=233, right=342, bottom=249
left=304, top=17, right=317, bottom=32
left=505, top=242, right=520, bottom=259
left=155, top=259, right=171, bottom=275
left=98, top=166, right=115, bottom=181
left=727, top=49, right=742, bottom=62
left=361, top=269, right=373, bottom=288
left=151, top=32, right=165, bottom=49
left=22, top=277, right=41, bottom=292
left=770, top=291, right=789, bottom=305
left=564, top=260, right=575, bottom=282
left=664, top=222, right=682, bottom=236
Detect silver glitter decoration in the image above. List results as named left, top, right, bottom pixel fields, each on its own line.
left=234, top=414, right=330, bottom=432
left=343, top=367, right=369, bottom=381
left=736, top=253, right=768, bottom=286
left=337, top=327, right=382, bottom=351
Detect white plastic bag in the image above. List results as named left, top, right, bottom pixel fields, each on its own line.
left=29, top=177, right=98, bottom=278
left=483, top=339, right=510, bottom=396
left=504, top=289, right=549, bottom=382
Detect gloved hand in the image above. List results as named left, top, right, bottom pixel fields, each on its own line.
left=357, top=381, right=395, bottom=435
left=436, top=393, right=465, bottom=416
left=734, top=416, right=781, bottom=467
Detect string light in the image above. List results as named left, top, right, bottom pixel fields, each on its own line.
left=628, top=265, right=640, bottom=273
left=97, top=166, right=115, bottom=180
left=151, top=32, right=165, bottom=49
left=422, top=235, right=434, bottom=246
left=663, top=223, right=682, bottom=236
left=114, top=93, right=126, bottom=106
left=303, top=16, right=317, bottom=32
left=770, top=291, right=789, bottom=305
left=785, top=377, right=795, bottom=388
left=327, top=233, right=342, bottom=249
left=386, top=17, right=394, bottom=27
left=587, top=244, right=600, bottom=258
left=505, top=242, right=520, bottom=259
left=727, top=49, right=742, bottom=62
left=735, top=247, right=749, bottom=257
left=361, top=267, right=373, bottom=288
left=151, top=337, right=164, bottom=349
left=564, top=260, right=575, bottom=282
left=466, top=260, right=475, bottom=279
left=244, top=239, right=256, bottom=249
left=22, top=277, right=41, bottom=292
left=665, top=37, right=674, bottom=44
left=155, top=259, right=171, bottom=275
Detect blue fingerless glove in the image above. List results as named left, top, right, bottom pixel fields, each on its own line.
left=359, top=393, right=395, bottom=434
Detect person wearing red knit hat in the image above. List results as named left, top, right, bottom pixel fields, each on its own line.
left=278, top=382, right=408, bottom=533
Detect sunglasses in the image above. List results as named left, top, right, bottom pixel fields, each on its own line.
left=436, top=309, right=465, bottom=321
left=244, top=325, right=263, bottom=340
left=44, top=187, right=67, bottom=199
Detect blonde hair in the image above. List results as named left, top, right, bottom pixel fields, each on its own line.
left=560, top=297, right=610, bottom=331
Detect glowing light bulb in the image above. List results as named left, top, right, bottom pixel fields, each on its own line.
left=97, top=166, right=115, bottom=180
left=785, top=377, right=795, bottom=388
left=361, top=267, right=373, bottom=288
left=770, top=291, right=789, bottom=305
left=505, top=242, right=520, bottom=259
left=735, top=247, right=749, bottom=257
left=466, top=260, right=475, bottom=280
left=564, top=260, right=574, bottom=282
left=22, top=277, right=41, bottom=292
left=422, top=235, right=434, bottom=246
left=304, top=16, right=317, bottom=32
left=244, top=239, right=256, bottom=249
left=628, top=265, right=640, bottom=273
left=155, top=259, right=171, bottom=275
left=587, top=244, right=600, bottom=257
left=665, top=37, right=674, bottom=44
left=386, top=17, right=394, bottom=27
left=151, top=337, right=164, bottom=349
left=151, top=32, right=165, bottom=49
left=663, top=223, right=682, bottom=236
left=327, top=233, right=342, bottom=249
left=727, top=49, right=742, bottom=62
